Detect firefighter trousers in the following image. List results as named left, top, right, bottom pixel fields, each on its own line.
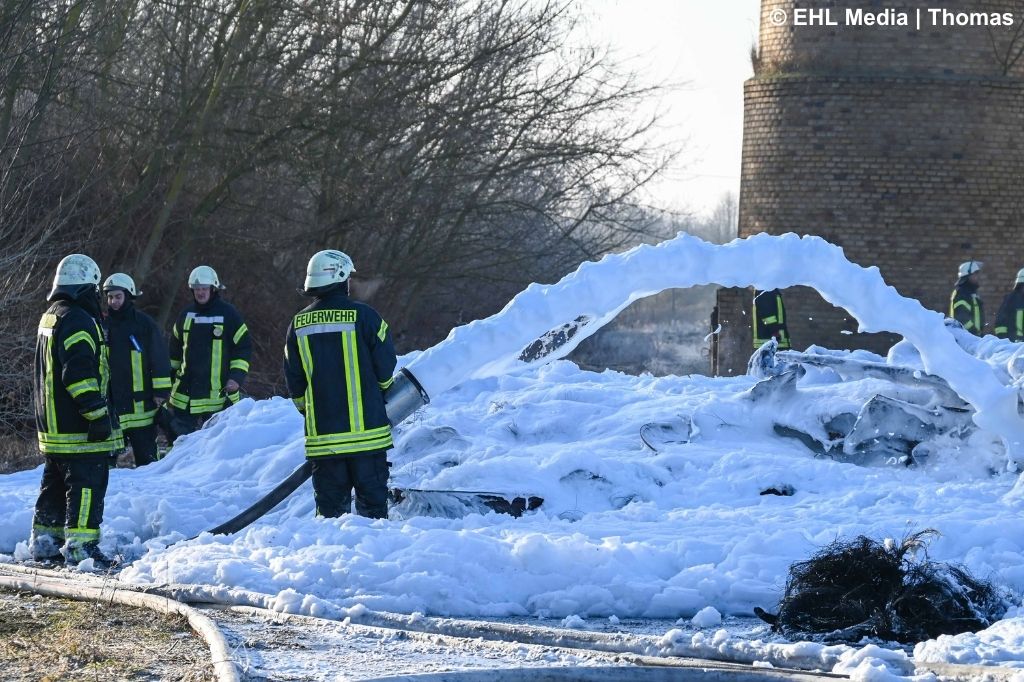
left=125, top=424, right=158, bottom=466
left=32, top=455, right=109, bottom=547
left=310, top=451, right=390, bottom=519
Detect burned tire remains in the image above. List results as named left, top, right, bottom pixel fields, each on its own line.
left=757, top=531, right=1009, bottom=643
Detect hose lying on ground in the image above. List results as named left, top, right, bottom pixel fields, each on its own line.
left=2, top=562, right=1017, bottom=681
left=201, top=368, right=431, bottom=538
left=203, top=460, right=313, bottom=537
left=0, top=564, right=240, bottom=682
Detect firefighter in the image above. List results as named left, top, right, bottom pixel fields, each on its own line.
left=167, top=265, right=252, bottom=438
left=753, top=288, right=791, bottom=349
left=29, top=254, right=123, bottom=566
left=283, top=250, right=397, bottom=518
left=993, top=268, right=1024, bottom=342
left=102, top=273, right=172, bottom=465
left=950, top=261, right=984, bottom=335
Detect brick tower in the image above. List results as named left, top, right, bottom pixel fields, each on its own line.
left=714, top=0, right=1024, bottom=375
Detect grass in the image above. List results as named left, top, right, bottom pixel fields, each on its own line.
left=0, top=589, right=215, bottom=681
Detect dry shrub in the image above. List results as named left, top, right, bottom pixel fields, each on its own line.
left=0, top=434, right=42, bottom=474
left=758, top=530, right=1009, bottom=644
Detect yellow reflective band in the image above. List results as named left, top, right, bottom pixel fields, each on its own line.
left=97, top=321, right=112, bottom=400
left=82, top=406, right=108, bottom=421
left=64, top=330, right=96, bottom=353
left=44, top=337, right=57, bottom=431
left=169, top=392, right=189, bottom=409
left=38, top=432, right=93, bottom=443
left=305, top=434, right=394, bottom=457
left=233, top=323, right=249, bottom=344
left=37, top=433, right=120, bottom=454
left=210, top=338, right=223, bottom=399
left=131, top=350, right=144, bottom=392
left=40, top=313, right=58, bottom=329
left=175, top=317, right=193, bottom=395
left=32, top=524, right=64, bottom=538
left=995, top=325, right=1008, bottom=335
left=119, top=408, right=158, bottom=428
left=761, top=315, right=778, bottom=324
left=153, top=376, right=172, bottom=389
left=377, top=320, right=388, bottom=342
left=229, top=359, right=249, bottom=372
left=172, top=323, right=181, bottom=339
left=190, top=397, right=228, bottom=409
left=297, top=336, right=317, bottom=436
left=306, top=425, right=392, bottom=445
left=77, top=488, right=92, bottom=530
left=65, top=527, right=99, bottom=543
left=292, top=397, right=305, bottom=411
left=378, top=376, right=394, bottom=390
left=1018, top=310, right=1024, bottom=338
left=67, top=378, right=99, bottom=398
left=169, top=359, right=182, bottom=370
left=342, top=330, right=364, bottom=431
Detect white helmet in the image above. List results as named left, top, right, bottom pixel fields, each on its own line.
left=958, top=261, right=982, bottom=278
left=304, top=250, right=356, bottom=291
left=188, top=265, right=224, bottom=289
left=103, top=272, right=141, bottom=297
left=1016, top=267, right=1024, bottom=285
left=48, top=254, right=101, bottom=301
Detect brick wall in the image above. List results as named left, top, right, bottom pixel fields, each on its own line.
left=715, top=0, right=1024, bottom=375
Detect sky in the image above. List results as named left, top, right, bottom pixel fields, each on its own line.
left=3, top=232, right=1024, bottom=680
left=580, top=0, right=761, bottom=216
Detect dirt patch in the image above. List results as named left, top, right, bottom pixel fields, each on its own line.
left=0, top=588, right=215, bottom=681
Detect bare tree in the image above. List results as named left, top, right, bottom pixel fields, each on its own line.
left=707, top=191, right=738, bottom=244
left=0, top=0, right=675, bottom=432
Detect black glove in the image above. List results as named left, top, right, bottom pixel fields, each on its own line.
left=87, top=416, right=112, bottom=442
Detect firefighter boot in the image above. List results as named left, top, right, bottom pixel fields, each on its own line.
left=63, top=540, right=115, bottom=570
left=28, top=528, right=64, bottom=563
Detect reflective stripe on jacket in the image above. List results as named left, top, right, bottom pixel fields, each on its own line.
left=35, top=300, right=123, bottom=455
left=104, top=302, right=172, bottom=429
left=168, top=296, right=251, bottom=414
left=993, top=286, right=1024, bottom=342
left=283, top=292, right=397, bottom=458
left=753, top=289, right=791, bottom=349
left=950, top=281, right=983, bottom=335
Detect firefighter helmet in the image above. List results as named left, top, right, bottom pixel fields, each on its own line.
left=304, top=250, right=356, bottom=291
left=48, top=254, right=101, bottom=301
left=103, top=272, right=141, bottom=297
left=1017, top=267, right=1024, bottom=285
left=958, top=261, right=982, bottom=278
left=188, top=265, right=224, bottom=289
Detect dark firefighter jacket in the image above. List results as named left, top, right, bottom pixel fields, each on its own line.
left=993, top=285, right=1024, bottom=342
left=104, top=302, right=172, bottom=429
left=169, top=295, right=251, bottom=415
left=283, top=291, right=397, bottom=458
left=950, top=279, right=983, bottom=335
left=753, top=289, right=791, bottom=349
left=35, top=299, right=123, bottom=455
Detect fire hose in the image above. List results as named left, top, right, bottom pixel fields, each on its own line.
left=199, top=367, right=430, bottom=537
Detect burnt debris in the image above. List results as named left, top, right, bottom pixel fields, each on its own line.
left=757, top=531, right=1009, bottom=644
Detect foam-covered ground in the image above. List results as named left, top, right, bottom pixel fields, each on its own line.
left=3, top=233, right=1024, bottom=680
